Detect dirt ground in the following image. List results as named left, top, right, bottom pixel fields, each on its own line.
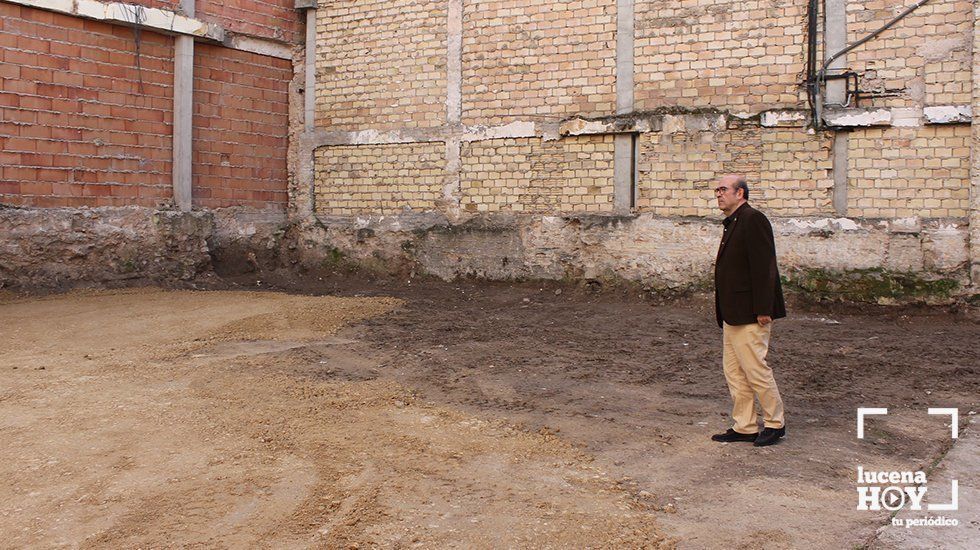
left=1, top=280, right=977, bottom=548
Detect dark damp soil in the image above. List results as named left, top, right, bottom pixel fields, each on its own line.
left=214, top=269, right=979, bottom=549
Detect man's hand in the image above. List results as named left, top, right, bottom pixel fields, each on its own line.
left=757, top=315, right=772, bottom=326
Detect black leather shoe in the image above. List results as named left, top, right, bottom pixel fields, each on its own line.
left=711, top=429, right=758, bottom=442
left=753, top=426, right=786, bottom=447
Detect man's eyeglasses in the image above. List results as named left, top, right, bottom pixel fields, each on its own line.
left=713, top=186, right=730, bottom=195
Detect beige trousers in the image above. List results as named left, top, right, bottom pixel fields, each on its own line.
left=722, top=321, right=785, bottom=433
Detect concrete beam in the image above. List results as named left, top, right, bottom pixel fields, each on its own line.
left=460, top=121, right=537, bottom=142
left=559, top=114, right=662, bottom=136
left=891, top=107, right=923, bottom=128
left=2, top=0, right=291, bottom=60
left=924, top=105, right=972, bottom=124
left=760, top=110, right=809, bottom=128
left=824, top=106, right=973, bottom=128
left=224, top=34, right=292, bottom=60
left=662, top=113, right=727, bottom=133
left=306, top=127, right=454, bottom=148
left=823, top=108, right=893, bottom=127
left=304, top=108, right=826, bottom=150
left=303, top=122, right=545, bottom=149
left=76, top=0, right=219, bottom=38
left=302, top=104, right=978, bottom=152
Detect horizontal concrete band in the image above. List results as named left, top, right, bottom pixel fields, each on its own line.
left=824, top=106, right=973, bottom=127
left=303, top=106, right=975, bottom=150
left=1, top=0, right=292, bottom=60
left=302, top=115, right=712, bottom=150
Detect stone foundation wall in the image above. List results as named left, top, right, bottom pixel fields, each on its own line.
left=0, top=206, right=285, bottom=289
left=0, top=205, right=970, bottom=303
left=298, top=211, right=971, bottom=302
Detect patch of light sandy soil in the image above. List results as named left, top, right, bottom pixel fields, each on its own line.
left=0, top=289, right=668, bottom=548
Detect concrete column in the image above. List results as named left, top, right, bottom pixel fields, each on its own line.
left=970, top=0, right=980, bottom=283
left=832, top=130, right=848, bottom=215
left=613, top=0, right=635, bottom=213
left=296, top=2, right=318, bottom=217
left=446, top=0, right=462, bottom=125
left=298, top=137, right=315, bottom=218
left=825, top=0, right=848, bottom=216
left=171, top=0, right=196, bottom=211
left=443, top=0, right=463, bottom=217
left=824, top=0, right=847, bottom=106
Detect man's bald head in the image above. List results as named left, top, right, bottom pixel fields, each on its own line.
left=715, top=175, right=750, bottom=216
left=718, top=174, right=749, bottom=201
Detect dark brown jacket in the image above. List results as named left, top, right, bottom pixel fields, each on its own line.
left=714, top=202, right=786, bottom=327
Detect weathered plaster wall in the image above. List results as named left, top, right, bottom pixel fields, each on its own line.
left=292, top=212, right=970, bottom=301
left=0, top=202, right=969, bottom=303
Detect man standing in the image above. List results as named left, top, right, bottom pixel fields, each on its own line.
left=710, top=175, right=787, bottom=447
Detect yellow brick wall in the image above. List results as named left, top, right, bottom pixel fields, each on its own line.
left=637, top=128, right=834, bottom=217
left=759, top=129, right=835, bottom=214
left=306, top=1, right=971, bottom=224
left=846, top=1, right=972, bottom=109
left=847, top=125, right=970, bottom=218
left=634, top=0, right=806, bottom=112
left=314, top=0, right=447, bottom=130
left=460, top=135, right=615, bottom=213
left=461, top=0, right=617, bottom=125
left=314, top=143, right=445, bottom=215
left=637, top=128, right=761, bottom=217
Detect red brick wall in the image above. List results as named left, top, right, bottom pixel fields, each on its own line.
left=0, top=4, right=175, bottom=208
left=191, top=43, right=290, bottom=209
left=196, top=0, right=302, bottom=44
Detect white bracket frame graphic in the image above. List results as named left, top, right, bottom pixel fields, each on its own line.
left=857, top=407, right=961, bottom=511
left=857, top=407, right=888, bottom=439
left=928, top=407, right=959, bottom=439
